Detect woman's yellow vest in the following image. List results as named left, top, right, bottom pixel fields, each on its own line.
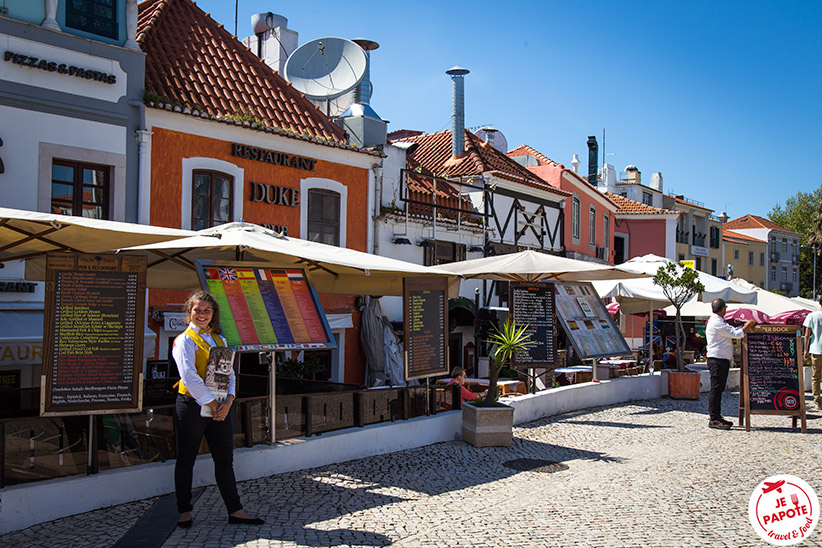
left=176, top=327, right=226, bottom=396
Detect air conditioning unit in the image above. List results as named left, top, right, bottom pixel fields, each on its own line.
left=770, top=253, right=779, bottom=261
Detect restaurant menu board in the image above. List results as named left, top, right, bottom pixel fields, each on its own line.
left=403, top=277, right=449, bottom=380
left=41, top=253, right=146, bottom=416
left=509, top=282, right=555, bottom=367
left=743, top=326, right=805, bottom=411
left=554, top=282, right=631, bottom=360
left=196, top=262, right=335, bottom=351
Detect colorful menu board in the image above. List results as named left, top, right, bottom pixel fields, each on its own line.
left=41, top=253, right=146, bottom=416
left=404, top=277, right=449, bottom=380
left=742, top=325, right=806, bottom=432
left=509, top=282, right=556, bottom=367
left=554, top=282, right=631, bottom=360
left=196, top=262, right=334, bottom=351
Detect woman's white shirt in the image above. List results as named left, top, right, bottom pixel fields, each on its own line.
left=172, top=322, right=235, bottom=406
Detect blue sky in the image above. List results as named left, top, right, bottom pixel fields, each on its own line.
left=195, top=0, right=821, bottom=219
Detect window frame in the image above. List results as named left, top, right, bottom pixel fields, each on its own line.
left=65, top=0, right=119, bottom=39
left=307, top=188, right=341, bottom=246
left=191, top=170, right=234, bottom=230
left=589, top=206, right=596, bottom=246
left=50, top=159, right=110, bottom=220
left=571, top=197, right=580, bottom=240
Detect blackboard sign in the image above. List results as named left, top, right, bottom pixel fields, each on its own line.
left=41, top=253, right=146, bottom=416
left=554, top=282, right=631, bottom=360
left=742, top=325, right=806, bottom=433
left=509, top=282, right=556, bottom=367
left=195, top=262, right=335, bottom=351
left=404, top=277, right=449, bottom=380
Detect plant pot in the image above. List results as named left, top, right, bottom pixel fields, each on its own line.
left=462, top=402, right=514, bottom=448
left=667, top=371, right=700, bottom=399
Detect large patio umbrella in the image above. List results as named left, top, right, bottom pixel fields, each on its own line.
left=431, top=249, right=648, bottom=282
left=664, top=277, right=815, bottom=317
left=106, top=222, right=457, bottom=296
left=0, top=206, right=196, bottom=264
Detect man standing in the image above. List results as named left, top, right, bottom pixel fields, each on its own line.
left=705, top=298, right=756, bottom=430
left=802, top=296, right=822, bottom=410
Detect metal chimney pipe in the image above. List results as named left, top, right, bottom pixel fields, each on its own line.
left=587, top=136, right=598, bottom=185
left=352, top=39, right=379, bottom=105
left=446, top=66, right=469, bottom=158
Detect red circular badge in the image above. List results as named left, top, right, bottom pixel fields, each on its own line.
left=749, top=475, right=819, bottom=545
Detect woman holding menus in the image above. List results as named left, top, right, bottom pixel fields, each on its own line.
left=172, top=290, right=263, bottom=529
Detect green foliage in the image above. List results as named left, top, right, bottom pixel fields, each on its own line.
left=484, top=319, right=533, bottom=406
left=277, top=355, right=325, bottom=379
left=768, top=185, right=822, bottom=298
left=653, top=263, right=705, bottom=371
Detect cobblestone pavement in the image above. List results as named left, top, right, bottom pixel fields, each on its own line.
left=4, top=392, right=822, bottom=548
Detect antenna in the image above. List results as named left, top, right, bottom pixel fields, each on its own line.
left=284, top=37, right=367, bottom=100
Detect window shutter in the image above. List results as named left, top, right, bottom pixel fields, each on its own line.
left=424, top=241, right=435, bottom=266
left=456, top=243, right=466, bottom=262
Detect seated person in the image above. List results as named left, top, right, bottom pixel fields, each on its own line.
left=447, top=367, right=486, bottom=401
left=663, top=346, right=679, bottom=367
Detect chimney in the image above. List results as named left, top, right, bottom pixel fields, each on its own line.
left=650, top=172, right=663, bottom=192
left=587, top=136, right=598, bottom=185
left=334, top=39, right=387, bottom=148
left=570, top=154, right=580, bottom=173
left=624, top=165, right=641, bottom=184
left=244, top=13, right=298, bottom=74
left=446, top=66, right=470, bottom=158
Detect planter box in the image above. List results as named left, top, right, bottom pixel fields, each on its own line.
left=667, top=371, right=700, bottom=400
left=462, top=402, right=514, bottom=447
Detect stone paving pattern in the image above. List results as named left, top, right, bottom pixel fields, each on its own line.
left=4, top=392, right=822, bottom=548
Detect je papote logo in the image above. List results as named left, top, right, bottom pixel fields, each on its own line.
left=749, top=475, right=818, bottom=546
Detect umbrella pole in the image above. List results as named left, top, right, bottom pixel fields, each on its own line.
left=268, top=351, right=277, bottom=444
left=648, top=302, right=653, bottom=371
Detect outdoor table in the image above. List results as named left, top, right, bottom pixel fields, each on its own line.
left=497, top=379, right=525, bottom=395
left=599, top=359, right=637, bottom=369
left=553, top=366, right=592, bottom=385
left=685, top=362, right=709, bottom=372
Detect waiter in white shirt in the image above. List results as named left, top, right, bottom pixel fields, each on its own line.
left=705, top=298, right=756, bottom=430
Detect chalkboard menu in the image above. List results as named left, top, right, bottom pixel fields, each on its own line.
left=41, top=253, right=146, bottom=416
left=742, top=326, right=806, bottom=433
left=554, top=282, right=631, bottom=359
left=196, top=262, right=335, bottom=351
left=403, top=277, right=449, bottom=380
left=509, top=282, right=556, bottom=367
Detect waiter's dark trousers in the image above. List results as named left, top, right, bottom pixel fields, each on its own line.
left=706, top=357, right=731, bottom=421
left=174, top=394, right=242, bottom=514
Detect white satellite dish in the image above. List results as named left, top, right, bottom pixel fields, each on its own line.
left=475, top=127, right=509, bottom=153
left=284, top=37, right=367, bottom=100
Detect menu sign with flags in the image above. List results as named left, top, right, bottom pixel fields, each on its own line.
left=41, top=253, right=145, bottom=416
left=195, top=261, right=335, bottom=351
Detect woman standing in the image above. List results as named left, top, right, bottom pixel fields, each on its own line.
left=172, top=290, right=263, bottom=528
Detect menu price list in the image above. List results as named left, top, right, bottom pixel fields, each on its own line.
left=510, top=283, right=554, bottom=364
left=49, top=270, right=137, bottom=408
left=746, top=333, right=800, bottom=412
left=554, top=283, right=631, bottom=359
left=406, top=289, right=446, bottom=378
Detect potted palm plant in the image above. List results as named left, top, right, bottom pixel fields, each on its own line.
left=652, top=263, right=705, bottom=399
left=462, top=319, right=532, bottom=447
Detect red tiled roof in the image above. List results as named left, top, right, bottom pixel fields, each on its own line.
left=394, top=130, right=569, bottom=197
left=387, top=129, right=424, bottom=141
left=724, top=214, right=799, bottom=234
left=606, top=193, right=680, bottom=215
left=723, top=230, right=767, bottom=243
left=667, top=195, right=713, bottom=212
left=137, top=0, right=355, bottom=148
left=507, top=144, right=562, bottom=168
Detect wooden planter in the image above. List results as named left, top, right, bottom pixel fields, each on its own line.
left=667, top=371, right=701, bottom=399
left=462, top=402, right=514, bottom=448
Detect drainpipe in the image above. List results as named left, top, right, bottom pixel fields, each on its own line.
left=128, top=100, right=152, bottom=225
left=371, top=162, right=384, bottom=256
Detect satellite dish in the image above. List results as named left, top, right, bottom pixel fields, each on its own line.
left=474, top=127, right=509, bottom=153
left=284, top=37, right=367, bottom=100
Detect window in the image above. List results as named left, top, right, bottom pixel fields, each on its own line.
left=793, top=269, right=798, bottom=282
left=770, top=266, right=776, bottom=281
left=733, top=249, right=739, bottom=260
left=711, top=258, right=717, bottom=276
left=423, top=240, right=466, bottom=266
left=709, top=226, right=720, bottom=248
left=589, top=206, right=596, bottom=246
left=748, top=251, right=754, bottom=265
left=307, top=189, right=341, bottom=246
left=678, top=254, right=685, bottom=262
left=51, top=160, right=109, bottom=219
left=781, top=267, right=787, bottom=282
left=695, top=257, right=702, bottom=271
left=192, top=171, right=233, bottom=230
left=603, top=213, right=609, bottom=247
left=66, top=0, right=118, bottom=39
left=642, top=192, right=652, bottom=205
left=760, top=252, right=765, bottom=266
left=782, top=238, right=788, bottom=253
left=572, top=197, right=580, bottom=239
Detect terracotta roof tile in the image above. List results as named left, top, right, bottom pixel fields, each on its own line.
left=393, top=130, right=569, bottom=197
left=137, top=0, right=371, bottom=153
left=606, top=193, right=680, bottom=215
left=507, top=144, right=563, bottom=168
left=723, top=214, right=799, bottom=234
left=723, top=230, right=767, bottom=243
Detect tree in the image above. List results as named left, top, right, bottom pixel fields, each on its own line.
left=769, top=185, right=822, bottom=298
left=484, top=319, right=532, bottom=406
left=653, top=263, right=705, bottom=371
